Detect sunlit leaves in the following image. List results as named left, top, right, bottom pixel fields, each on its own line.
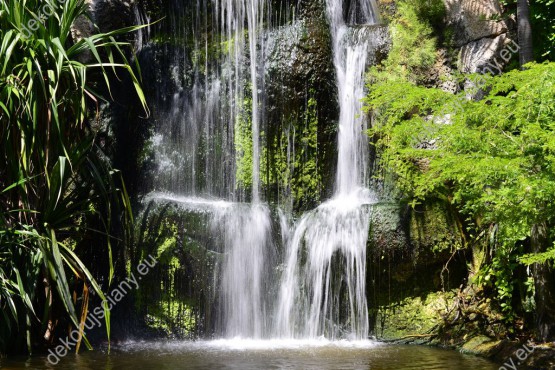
left=366, top=62, right=555, bottom=315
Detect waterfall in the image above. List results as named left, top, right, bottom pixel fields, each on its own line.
left=275, top=0, right=379, bottom=339
left=141, top=0, right=381, bottom=340
left=330, top=0, right=379, bottom=195
left=214, top=0, right=268, bottom=202
left=275, top=199, right=373, bottom=339
left=146, top=0, right=269, bottom=201
left=144, top=0, right=273, bottom=338
left=213, top=203, right=275, bottom=338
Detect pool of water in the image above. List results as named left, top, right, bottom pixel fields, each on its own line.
left=1, top=339, right=499, bottom=369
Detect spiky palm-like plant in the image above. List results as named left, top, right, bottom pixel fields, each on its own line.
left=0, top=0, right=147, bottom=354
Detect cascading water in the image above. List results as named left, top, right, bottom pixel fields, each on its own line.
left=210, top=0, right=272, bottom=337
left=275, top=0, right=379, bottom=339
left=143, top=0, right=274, bottom=338
left=141, top=0, right=381, bottom=340
left=146, top=0, right=269, bottom=201
left=147, top=192, right=276, bottom=338
left=275, top=199, right=372, bottom=339
left=214, top=204, right=275, bottom=338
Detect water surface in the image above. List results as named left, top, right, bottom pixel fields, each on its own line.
left=1, top=340, right=499, bottom=370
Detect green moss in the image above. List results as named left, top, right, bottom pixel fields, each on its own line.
left=261, top=92, right=322, bottom=209
left=144, top=260, right=197, bottom=337
left=156, top=236, right=177, bottom=261
left=132, top=204, right=218, bottom=338
left=291, top=96, right=321, bottom=206
left=409, top=201, right=463, bottom=255
left=461, top=335, right=503, bottom=357
left=235, top=94, right=254, bottom=190
left=376, top=290, right=456, bottom=340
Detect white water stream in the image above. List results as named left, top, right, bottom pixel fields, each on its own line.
left=146, top=0, right=380, bottom=340
left=275, top=0, right=379, bottom=339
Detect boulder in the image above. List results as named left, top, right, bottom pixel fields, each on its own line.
left=458, top=33, right=509, bottom=73
left=443, top=0, right=508, bottom=47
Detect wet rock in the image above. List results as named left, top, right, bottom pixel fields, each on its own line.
left=367, top=202, right=406, bottom=253
left=264, top=11, right=337, bottom=209
left=372, top=290, right=457, bottom=341
left=71, top=0, right=95, bottom=41
left=409, top=201, right=463, bottom=258
left=90, top=0, right=136, bottom=33
left=518, top=345, right=555, bottom=370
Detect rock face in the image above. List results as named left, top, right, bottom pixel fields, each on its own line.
left=444, top=0, right=508, bottom=47
left=443, top=0, right=515, bottom=73
left=263, top=3, right=338, bottom=210
left=71, top=0, right=95, bottom=41
left=72, top=0, right=137, bottom=50
left=365, top=0, right=518, bottom=343
left=458, top=33, right=511, bottom=73
left=367, top=201, right=466, bottom=339
left=90, top=0, right=136, bottom=33
left=264, top=15, right=389, bottom=210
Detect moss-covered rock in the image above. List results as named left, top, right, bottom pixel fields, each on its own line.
left=127, top=200, right=221, bottom=338
left=461, top=335, right=504, bottom=357
left=409, top=201, right=463, bottom=257
left=374, top=290, right=456, bottom=341
left=263, top=10, right=337, bottom=211
left=367, top=200, right=470, bottom=341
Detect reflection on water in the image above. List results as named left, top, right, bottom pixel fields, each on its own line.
left=1, top=340, right=499, bottom=370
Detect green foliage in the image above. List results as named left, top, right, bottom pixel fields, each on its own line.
left=530, top=0, right=555, bottom=59
left=500, top=0, right=555, bottom=60
left=520, top=246, right=555, bottom=266
left=477, top=244, right=520, bottom=321
left=403, top=0, right=446, bottom=26
left=369, top=0, right=440, bottom=84
left=0, top=0, right=146, bottom=354
left=366, top=62, right=555, bottom=318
